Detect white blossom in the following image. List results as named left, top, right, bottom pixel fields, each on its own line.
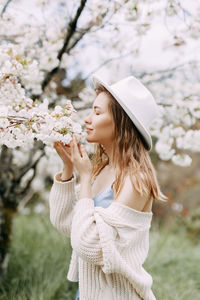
left=34, top=203, right=46, bottom=214
left=171, top=154, right=192, bottom=167
left=0, top=0, right=200, bottom=172
left=0, top=118, right=10, bottom=128
left=171, top=202, right=183, bottom=212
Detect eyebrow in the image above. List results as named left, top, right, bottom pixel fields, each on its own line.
left=93, top=105, right=102, bottom=110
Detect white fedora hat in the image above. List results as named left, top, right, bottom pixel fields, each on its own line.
left=92, top=74, right=159, bottom=151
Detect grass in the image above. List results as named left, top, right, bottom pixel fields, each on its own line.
left=145, top=224, right=200, bottom=299
left=0, top=213, right=78, bottom=300
left=0, top=213, right=199, bottom=300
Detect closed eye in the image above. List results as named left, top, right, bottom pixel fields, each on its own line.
left=93, top=110, right=100, bottom=115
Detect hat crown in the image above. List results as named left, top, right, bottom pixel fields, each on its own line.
left=110, top=76, right=158, bottom=128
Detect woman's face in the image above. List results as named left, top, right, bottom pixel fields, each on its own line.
left=84, top=92, right=115, bottom=145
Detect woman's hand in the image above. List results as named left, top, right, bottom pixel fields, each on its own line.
left=70, top=135, right=92, bottom=180
left=53, top=141, right=74, bottom=179
left=53, top=141, right=73, bottom=167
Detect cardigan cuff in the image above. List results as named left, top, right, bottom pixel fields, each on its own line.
left=54, top=171, right=76, bottom=183
left=52, top=172, right=77, bottom=197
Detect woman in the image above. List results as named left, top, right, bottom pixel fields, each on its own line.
left=49, top=74, right=167, bottom=300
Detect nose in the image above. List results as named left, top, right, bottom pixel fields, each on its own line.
left=84, top=111, right=92, bottom=125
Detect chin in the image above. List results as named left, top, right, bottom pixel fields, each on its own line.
left=86, top=135, right=93, bottom=142
left=86, top=135, right=98, bottom=144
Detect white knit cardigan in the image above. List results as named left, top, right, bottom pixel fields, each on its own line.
left=49, top=172, right=156, bottom=300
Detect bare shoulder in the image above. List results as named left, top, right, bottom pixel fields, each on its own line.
left=114, top=174, right=152, bottom=213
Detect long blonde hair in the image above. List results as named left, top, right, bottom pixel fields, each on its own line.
left=90, top=85, right=167, bottom=203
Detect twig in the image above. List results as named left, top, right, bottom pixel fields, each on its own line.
left=0, top=0, right=12, bottom=17
left=83, top=50, right=136, bottom=81
left=17, top=189, right=34, bottom=212
left=137, top=60, right=200, bottom=79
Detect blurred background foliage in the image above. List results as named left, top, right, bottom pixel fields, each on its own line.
left=0, top=212, right=199, bottom=300
left=3, top=150, right=197, bottom=300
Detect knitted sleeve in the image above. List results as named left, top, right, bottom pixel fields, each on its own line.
left=49, top=172, right=80, bottom=237
left=71, top=197, right=152, bottom=274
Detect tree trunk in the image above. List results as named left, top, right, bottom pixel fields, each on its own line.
left=0, top=203, right=16, bottom=275
left=0, top=143, right=44, bottom=276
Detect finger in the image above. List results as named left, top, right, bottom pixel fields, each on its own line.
left=63, top=143, right=71, bottom=151
left=70, top=140, right=74, bottom=161
left=59, top=143, right=72, bottom=157
left=54, top=141, right=63, bottom=149
left=72, top=135, right=80, bottom=157
left=53, top=141, right=59, bottom=149
left=55, top=143, right=66, bottom=156
left=53, top=142, right=61, bottom=152
left=54, top=142, right=72, bottom=161
left=77, top=143, right=83, bottom=157
left=61, top=145, right=71, bottom=157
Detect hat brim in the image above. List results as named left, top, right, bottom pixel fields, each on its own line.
left=92, top=75, right=152, bottom=151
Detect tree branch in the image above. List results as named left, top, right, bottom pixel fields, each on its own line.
left=15, top=150, right=45, bottom=199
left=135, top=60, right=200, bottom=80
left=17, top=189, right=34, bottom=213
left=1, top=0, right=12, bottom=17
left=0, top=145, right=13, bottom=178
left=66, top=28, right=90, bottom=53
left=15, top=141, right=44, bottom=180
left=34, top=0, right=88, bottom=98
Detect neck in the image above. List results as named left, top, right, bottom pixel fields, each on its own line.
left=101, top=142, right=114, bottom=168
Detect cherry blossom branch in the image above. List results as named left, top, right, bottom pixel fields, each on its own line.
left=0, top=0, right=12, bottom=17
left=38, top=0, right=88, bottom=97
left=66, top=28, right=91, bottom=53
left=83, top=50, right=136, bottom=81
left=137, top=60, right=200, bottom=80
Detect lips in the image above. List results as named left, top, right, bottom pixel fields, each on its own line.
left=86, top=128, right=93, bottom=131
